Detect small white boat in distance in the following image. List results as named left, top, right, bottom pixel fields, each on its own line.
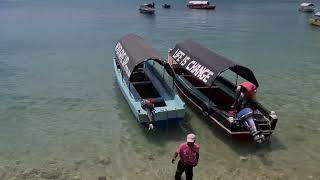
left=299, top=3, right=315, bottom=12
left=139, top=3, right=155, bottom=14
left=187, top=1, right=216, bottom=10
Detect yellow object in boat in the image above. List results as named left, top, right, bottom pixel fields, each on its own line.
left=310, top=18, right=320, bottom=26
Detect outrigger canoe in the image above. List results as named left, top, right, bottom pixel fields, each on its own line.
left=113, top=34, right=185, bottom=129
left=167, top=40, right=278, bottom=143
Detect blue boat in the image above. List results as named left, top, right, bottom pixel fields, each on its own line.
left=113, top=34, right=185, bottom=129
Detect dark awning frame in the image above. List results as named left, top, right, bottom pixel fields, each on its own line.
left=114, top=34, right=168, bottom=80
left=169, top=40, right=259, bottom=87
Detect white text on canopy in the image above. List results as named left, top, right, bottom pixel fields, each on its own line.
left=172, top=49, right=214, bottom=84
left=115, top=42, right=131, bottom=77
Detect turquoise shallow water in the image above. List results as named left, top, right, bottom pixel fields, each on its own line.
left=0, top=0, right=320, bottom=179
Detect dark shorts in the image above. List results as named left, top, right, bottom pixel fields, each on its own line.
left=175, top=160, right=193, bottom=180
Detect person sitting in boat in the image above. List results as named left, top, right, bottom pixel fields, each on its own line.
left=231, top=82, right=265, bottom=143
left=147, top=2, right=155, bottom=8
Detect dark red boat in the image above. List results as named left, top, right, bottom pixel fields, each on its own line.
left=187, top=1, right=215, bottom=10
left=167, top=40, right=278, bottom=143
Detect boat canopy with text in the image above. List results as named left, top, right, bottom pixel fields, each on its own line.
left=113, top=34, right=185, bottom=129
left=168, top=40, right=278, bottom=143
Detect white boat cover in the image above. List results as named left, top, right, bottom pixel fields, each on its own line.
left=315, top=12, right=320, bottom=16
left=300, top=3, right=314, bottom=7
left=188, top=1, right=208, bottom=5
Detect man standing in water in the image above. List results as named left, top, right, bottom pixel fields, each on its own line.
left=172, top=133, right=200, bottom=180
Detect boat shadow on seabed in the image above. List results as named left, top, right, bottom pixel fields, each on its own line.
left=141, top=112, right=196, bottom=144
left=131, top=102, right=195, bottom=147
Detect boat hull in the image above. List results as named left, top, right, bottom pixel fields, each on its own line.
left=174, top=79, right=275, bottom=142
left=139, top=8, right=155, bottom=14
left=299, top=8, right=315, bottom=12
left=113, top=59, right=185, bottom=128
left=187, top=5, right=215, bottom=10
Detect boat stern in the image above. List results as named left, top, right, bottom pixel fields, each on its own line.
left=137, top=97, right=186, bottom=128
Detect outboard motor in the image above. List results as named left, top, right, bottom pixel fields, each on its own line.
left=141, top=99, right=156, bottom=130
left=237, top=108, right=265, bottom=143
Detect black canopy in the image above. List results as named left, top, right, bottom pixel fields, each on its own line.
left=169, top=40, right=259, bottom=87
left=115, top=34, right=164, bottom=79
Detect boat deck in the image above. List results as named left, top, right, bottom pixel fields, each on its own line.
left=113, top=59, right=185, bottom=126
left=144, top=62, right=174, bottom=100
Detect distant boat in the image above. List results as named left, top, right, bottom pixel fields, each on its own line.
left=299, top=3, right=315, bottom=12
left=113, top=34, right=185, bottom=130
left=139, top=3, right=155, bottom=14
left=167, top=40, right=278, bottom=143
left=187, top=1, right=215, bottom=10
left=310, top=12, right=320, bottom=26
left=163, top=4, right=171, bottom=9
